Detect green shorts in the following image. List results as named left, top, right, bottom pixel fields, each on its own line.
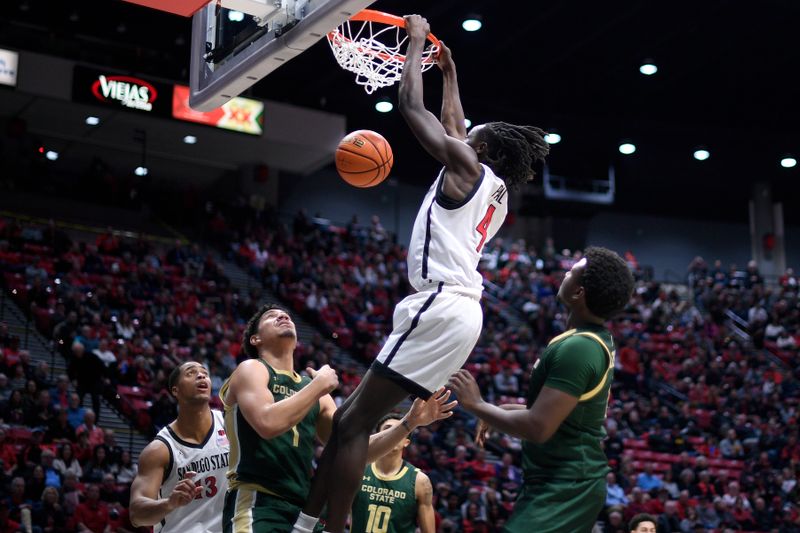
left=222, top=488, right=321, bottom=533
left=503, top=477, right=606, bottom=533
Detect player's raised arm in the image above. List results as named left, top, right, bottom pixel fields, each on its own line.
left=448, top=369, right=579, bottom=444
left=229, top=359, right=338, bottom=439
left=129, top=441, right=200, bottom=527
left=398, top=15, right=481, bottom=199
left=437, top=42, right=468, bottom=141
left=315, top=387, right=457, bottom=459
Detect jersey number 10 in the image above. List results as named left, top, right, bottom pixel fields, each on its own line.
left=365, top=504, right=392, bottom=533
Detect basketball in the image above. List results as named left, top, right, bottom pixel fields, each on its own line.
left=335, top=130, right=394, bottom=188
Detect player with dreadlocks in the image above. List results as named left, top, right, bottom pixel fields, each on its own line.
left=293, top=15, right=549, bottom=533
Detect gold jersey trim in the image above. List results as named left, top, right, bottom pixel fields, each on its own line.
left=371, top=463, right=410, bottom=482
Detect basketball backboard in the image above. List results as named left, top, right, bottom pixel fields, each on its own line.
left=190, top=0, right=374, bottom=111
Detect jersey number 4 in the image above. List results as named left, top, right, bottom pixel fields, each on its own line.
left=193, top=476, right=218, bottom=499
left=475, top=205, right=496, bottom=253
left=365, top=504, right=392, bottom=533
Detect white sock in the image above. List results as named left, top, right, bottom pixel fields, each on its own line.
left=291, top=512, right=319, bottom=533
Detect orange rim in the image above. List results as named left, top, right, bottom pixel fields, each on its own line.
left=329, top=9, right=441, bottom=63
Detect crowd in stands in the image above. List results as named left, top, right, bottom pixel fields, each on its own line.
left=1, top=207, right=799, bottom=532
left=0, top=318, right=140, bottom=532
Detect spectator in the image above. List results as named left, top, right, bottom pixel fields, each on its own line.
left=18, top=427, right=45, bottom=473
left=624, top=488, right=649, bottom=523
left=101, top=430, right=123, bottom=468
left=2, top=477, right=32, bottom=528
left=606, top=472, right=628, bottom=507
left=32, top=486, right=66, bottom=533
left=1, top=390, right=25, bottom=425
left=0, top=374, right=10, bottom=402
left=0, top=428, right=17, bottom=474
left=0, top=500, right=20, bottom=533
left=49, top=375, right=70, bottom=410
left=73, top=484, right=110, bottom=533
left=25, top=465, right=47, bottom=502
left=46, top=407, right=75, bottom=444
left=492, top=366, right=519, bottom=396
left=60, top=472, right=82, bottom=517
left=75, top=411, right=104, bottom=449
left=39, top=450, right=61, bottom=489
left=721, top=481, right=750, bottom=510
left=636, top=463, right=663, bottom=492
left=719, top=429, right=744, bottom=459
left=679, top=506, right=701, bottom=533
left=657, top=500, right=682, bottom=532
left=67, top=342, right=104, bottom=417
left=604, top=508, right=626, bottom=533
left=65, top=393, right=85, bottom=431
left=98, top=474, right=123, bottom=506
left=115, top=451, right=137, bottom=485
left=460, top=487, right=488, bottom=522
left=53, top=443, right=82, bottom=480
left=26, top=390, right=55, bottom=428
left=84, top=445, right=114, bottom=484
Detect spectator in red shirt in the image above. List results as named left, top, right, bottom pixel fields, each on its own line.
left=73, top=484, right=110, bottom=533
left=75, top=410, right=105, bottom=449
left=466, top=450, right=496, bottom=483
left=0, top=428, right=17, bottom=474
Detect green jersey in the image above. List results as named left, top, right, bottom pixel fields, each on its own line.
left=351, top=461, right=418, bottom=533
left=221, top=359, right=320, bottom=506
left=523, top=325, right=614, bottom=481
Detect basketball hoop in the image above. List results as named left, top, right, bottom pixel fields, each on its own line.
left=327, top=10, right=441, bottom=94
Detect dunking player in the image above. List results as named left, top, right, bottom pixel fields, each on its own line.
left=130, top=362, right=229, bottom=533
left=350, top=414, right=435, bottom=533
left=221, top=304, right=455, bottom=533
left=448, top=247, right=635, bottom=532
left=293, top=15, right=550, bottom=533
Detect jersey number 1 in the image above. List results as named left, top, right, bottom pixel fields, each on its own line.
left=475, top=205, right=496, bottom=253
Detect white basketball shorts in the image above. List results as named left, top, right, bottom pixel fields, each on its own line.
left=372, top=282, right=483, bottom=399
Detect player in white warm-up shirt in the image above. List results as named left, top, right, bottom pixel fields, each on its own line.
left=130, top=362, right=229, bottom=533
left=295, top=16, right=551, bottom=533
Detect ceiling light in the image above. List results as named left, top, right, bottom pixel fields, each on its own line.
left=544, top=133, right=562, bottom=145
left=134, top=166, right=148, bottom=176
left=619, top=143, right=636, bottom=155
left=45, top=151, right=58, bottom=161
left=86, top=116, right=100, bottom=126
left=183, top=135, right=197, bottom=144
left=462, top=18, right=482, bottom=32
left=693, top=149, right=710, bottom=161
left=464, top=119, right=472, bottom=129
left=375, top=100, right=393, bottom=113
left=639, top=63, right=658, bottom=76
left=227, top=10, right=245, bottom=22
left=781, top=157, right=797, bottom=168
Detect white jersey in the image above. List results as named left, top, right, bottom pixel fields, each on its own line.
left=154, top=410, right=229, bottom=533
left=407, top=164, right=508, bottom=293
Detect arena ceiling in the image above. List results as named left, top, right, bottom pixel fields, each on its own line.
left=1, top=0, right=799, bottom=223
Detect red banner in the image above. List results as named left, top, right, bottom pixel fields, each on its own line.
left=172, top=85, right=264, bottom=135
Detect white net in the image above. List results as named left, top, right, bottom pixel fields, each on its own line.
left=327, top=18, right=440, bottom=94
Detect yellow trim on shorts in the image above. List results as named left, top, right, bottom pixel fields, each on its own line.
left=232, top=488, right=256, bottom=533
left=574, top=332, right=615, bottom=402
